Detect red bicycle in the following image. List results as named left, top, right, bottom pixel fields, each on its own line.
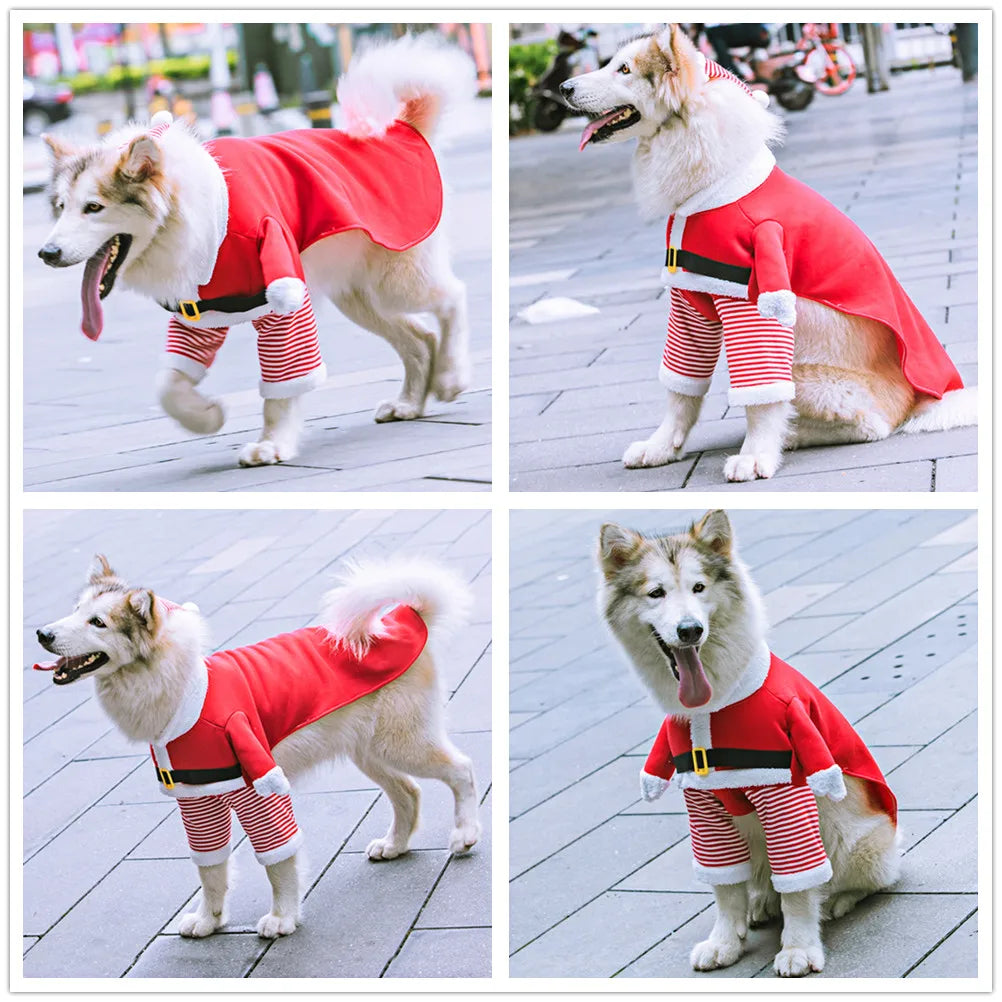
left=796, top=22, right=857, bottom=95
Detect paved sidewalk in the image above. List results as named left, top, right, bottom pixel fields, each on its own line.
left=22, top=508, right=491, bottom=978
left=22, top=99, right=491, bottom=492
left=509, top=509, right=977, bottom=978
left=509, top=69, right=978, bottom=491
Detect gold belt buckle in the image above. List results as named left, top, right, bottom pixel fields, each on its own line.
left=178, top=300, right=201, bottom=322
left=667, top=246, right=678, bottom=274
left=159, top=767, right=175, bottom=790
left=692, top=746, right=710, bottom=776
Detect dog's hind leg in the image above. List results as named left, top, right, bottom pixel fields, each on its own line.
left=156, top=369, right=225, bottom=435
left=179, top=860, right=230, bottom=938
left=238, top=397, right=303, bottom=467
left=352, top=754, right=422, bottom=860
left=623, top=390, right=704, bottom=468
left=258, top=854, right=301, bottom=938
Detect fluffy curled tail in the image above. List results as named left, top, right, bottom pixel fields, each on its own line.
left=898, top=385, right=978, bottom=434
left=336, top=33, right=476, bottom=140
left=321, top=556, right=473, bottom=657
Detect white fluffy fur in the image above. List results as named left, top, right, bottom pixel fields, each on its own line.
left=265, top=276, right=307, bottom=314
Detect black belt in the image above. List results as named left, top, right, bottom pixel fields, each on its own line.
left=155, top=763, right=244, bottom=789
left=665, top=246, right=752, bottom=287
left=160, top=291, right=269, bottom=323
left=674, top=748, right=792, bottom=774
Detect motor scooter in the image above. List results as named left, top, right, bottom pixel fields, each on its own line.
left=531, top=28, right=600, bottom=132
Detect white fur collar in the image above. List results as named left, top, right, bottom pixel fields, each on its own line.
left=154, top=658, right=209, bottom=746
left=198, top=156, right=229, bottom=286
left=673, top=147, right=776, bottom=219
left=682, top=639, right=772, bottom=718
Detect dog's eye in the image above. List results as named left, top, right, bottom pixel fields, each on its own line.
left=647, top=586, right=666, bottom=599
left=692, top=583, right=705, bottom=594
left=617, top=63, right=631, bottom=75
left=83, top=201, right=104, bottom=214
left=88, top=616, right=106, bottom=628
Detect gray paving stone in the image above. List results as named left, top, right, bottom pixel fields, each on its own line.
left=385, top=927, right=491, bottom=978
left=126, top=933, right=268, bottom=978
left=908, top=912, right=978, bottom=978
left=900, top=799, right=978, bottom=893
left=885, top=712, right=977, bottom=810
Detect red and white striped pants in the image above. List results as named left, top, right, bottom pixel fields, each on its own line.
left=177, top=785, right=301, bottom=867
left=660, top=289, right=796, bottom=406
left=683, top=784, right=832, bottom=892
left=165, top=289, right=326, bottom=399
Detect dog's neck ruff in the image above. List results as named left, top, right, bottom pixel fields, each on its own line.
left=673, top=146, right=776, bottom=221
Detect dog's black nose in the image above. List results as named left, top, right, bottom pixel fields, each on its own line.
left=559, top=80, right=574, bottom=97
left=676, top=619, right=704, bottom=645
left=36, top=628, right=55, bottom=648
left=38, top=244, right=62, bottom=266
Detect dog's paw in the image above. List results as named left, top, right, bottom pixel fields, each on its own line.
left=366, top=837, right=409, bottom=861
left=374, top=399, right=422, bottom=423
left=256, top=912, right=298, bottom=939
left=179, top=911, right=223, bottom=938
left=449, top=820, right=481, bottom=855
left=749, top=887, right=782, bottom=927
left=723, top=452, right=781, bottom=482
left=238, top=440, right=292, bottom=467
left=690, top=935, right=743, bottom=971
left=431, top=368, right=470, bottom=403
left=822, top=890, right=863, bottom=921
left=622, top=438, right=683, bottom=469
left=774, top=945, right=825, bottom=977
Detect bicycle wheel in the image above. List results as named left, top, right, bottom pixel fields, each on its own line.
left=806, top=43, right=856, bottom=95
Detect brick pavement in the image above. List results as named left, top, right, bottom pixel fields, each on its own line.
left=22, top=508, right=491, bottom=978
left=509, top=68, right=978, bottom=491
left=509, top=508, right=977, bottom=978
left=22, top=99, right=491, bottom=492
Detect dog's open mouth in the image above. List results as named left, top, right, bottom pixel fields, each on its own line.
left=34, top=651, right=109, bottom=685
left=579, top=106, right=641, bottom=151
left=81, top=233, right=132, bottom=341
left=651, top=628, right=712, bottom=708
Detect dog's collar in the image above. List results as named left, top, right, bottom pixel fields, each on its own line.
left=672, top=147, right=776, bottom=220
left=154, top=657, right=209, bottom=748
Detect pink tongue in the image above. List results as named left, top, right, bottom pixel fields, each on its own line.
left=33, top=660, right=57, bottom=671
left=675, top=646, right=712, bottom=708
left=579, top=109, right=623, bottom=151
left=81, top=244, right=112, bottom=341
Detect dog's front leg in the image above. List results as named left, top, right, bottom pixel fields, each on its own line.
left=690, top=882, right=748, bottom=970
left=238, top=398, right=303, bottom=467
left=257, top=853, right=301, bottom=938
left=179, top=860, right=230, bottom=938
left=774, top=887, right=824, bottom=976
left=623, top=391, right=703, bottom=468
left=723, top=400, right=792, bottom=482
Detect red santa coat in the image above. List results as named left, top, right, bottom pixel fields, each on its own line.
left=662, top=158, right=962, bottom=401
left=163, top=123, right=442, bottom=324
left=643, top=652, right=897, bottom=825
left=149, top=604, right=428, bottom=797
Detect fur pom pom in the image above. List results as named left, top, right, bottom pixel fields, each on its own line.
left=757, top=289, right=797, bottom=328
left=266, top=277, right=307, bottom=315
left=253, top=765, right=291, bottom=797
left=807, top=764, right=847, bottom=801
left=640, top=770, right=670, bottom=802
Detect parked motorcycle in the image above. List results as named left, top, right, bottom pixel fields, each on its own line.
left=532, top=28, right=599, bottom=132
left=731, top=47, right=816, bottom=111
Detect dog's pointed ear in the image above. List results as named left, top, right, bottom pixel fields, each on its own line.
left=691, top=510, right=733, bottom=556
left=127, top=589, right=156, bottom=626
left=88, top=554, right=115, bottom=584
left=599, top=523, right=644, bottom=577
left=42, top=133, right=77, bottom=163
left=117, top=135, right=162, bottom=183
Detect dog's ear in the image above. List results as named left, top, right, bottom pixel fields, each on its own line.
left=116, top=135, right=162, bottom=184
left=648, top=23, right=702, bottom=100
left=691, top=510, right=733, bottom=556
left=126, top=589, right=157, bottom=628
left=599, top=523, right=644, bottom=577
left=88, top=554, right=116, bottom=584
left=42, top=133, right=77, bottom=163
left=638, top=29, right=676, bottom=79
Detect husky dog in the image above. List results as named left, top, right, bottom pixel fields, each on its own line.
left=598, top=511, right=900, bottom=976
left=563, top=24, right=975, bottom=482
left=35, top=555, right=480, bottom=939
left=38, top=34, right=474, bottom=467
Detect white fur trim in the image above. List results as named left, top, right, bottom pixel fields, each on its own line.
left=757, top=289, right=797, bottom=328
left=150, top=109, right=174, bottom=129
left=674, top=148, right=777, bottom=218
left=713, top=641, right=771, bottom=711
left=771, top=859, right=833, bottom=893
left=265, top=277, right=307, bottom=315
left=259, top=362, right=327, bottom=400
left=807, top=764, right=847, bottom=801
left=164, top=776, right=248, bottom=799
left=154, top=659, right=209, bottom=749
left=180, top=601, right=200, bottom=613
left=162, top=354, right=208, bottom=384
left=693, top=860, right=753, bottom=886
left=253, top=766, right=291, bottom=797
left=727, top=381, right=796, bottom=407
left=190, top=843, right=233, bottom=866
left=254, top=831, right=302, bottom=866
left=753, top=90, right=771, bottom=108
left=662, top=268, right=749, bottom=299
left=679, top=768, right=792, bottom=791
left=640, top=770, right=670, bottom=802
left=658, top=365, right=711, bottom=398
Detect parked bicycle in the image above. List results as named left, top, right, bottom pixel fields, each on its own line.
left=796, top=22, right=857, bottom=95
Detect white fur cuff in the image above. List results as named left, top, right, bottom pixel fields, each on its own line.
left=266, top=277, right=307, bottom=315
left=771, top=858, right=833, bottom=893
left=253, top=766, right=291, bottom=798
left=807, top=764, right=847, bottom=801
left=692, top=860, right=753, bottom=886
left=640, top=770, right=670, bottom=802
left=757, top=289, right=797, bottom=328
left=658, top=365, right=711, bottom=398
left=727, top=381, right=796, bottom=407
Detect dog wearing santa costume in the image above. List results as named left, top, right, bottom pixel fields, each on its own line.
left=35, top=554, right=480, bottom=940
left=562, top=23, right=976, bottom=481
left=38, top=34, right=476, bottom=467
left=599, top=510, right=900, bottom=976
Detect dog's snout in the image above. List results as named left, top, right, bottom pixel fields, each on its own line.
left=37, top=628, right=56, bottom=649
left=676, top=618, right=704, bottom=645
left=38, top=244, right=63, bottom=266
